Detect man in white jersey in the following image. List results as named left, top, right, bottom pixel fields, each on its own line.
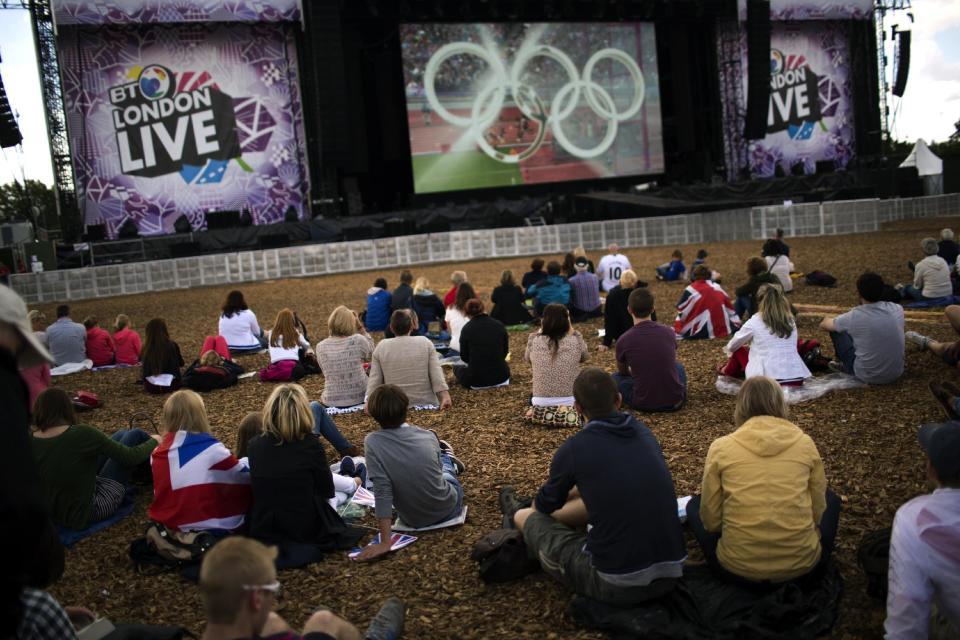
left=597, top=243, right=632, bottom=293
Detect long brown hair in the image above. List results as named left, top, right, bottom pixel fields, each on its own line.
left=221, top=290, right=248, bottom=318
left=453, top=282, right=477, bottom=312
left=540, top=303, right=571, bottom=357
left=142, top=318, right=172, bottom=376
left=269, top=308, right=299, bottom=349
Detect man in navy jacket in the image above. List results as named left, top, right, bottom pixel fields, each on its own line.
left=507, top=367, right=686, bottom=605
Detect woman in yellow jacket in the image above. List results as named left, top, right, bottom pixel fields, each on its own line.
left=686, top=375, right=841, bottom=586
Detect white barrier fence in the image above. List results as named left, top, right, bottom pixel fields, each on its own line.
left=10, top=193, right=960, bottom=304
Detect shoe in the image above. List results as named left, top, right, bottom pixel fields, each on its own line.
left=498, top=486, right=533, bottom=529
left=444, top=451, right=466, bottom=475
left=355, top=462, right=368, bottom=487
left=365, top=597, right=405, bottom=640
left=428, top=428, right=453, bottom=454
left=929, top=382, right=959, bottom=420
left=339, top=457, right=356, bottom=477
left=827, top=360, right=846, bottom=374
left=905, top=330, right=931, bottom=351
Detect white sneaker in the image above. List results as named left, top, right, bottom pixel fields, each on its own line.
left=905, top=331, right=931, bottom=350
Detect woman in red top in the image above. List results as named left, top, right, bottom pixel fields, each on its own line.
left=112, top=314, right=142, bottom=365
left=83, top=316, right=116, bottom=367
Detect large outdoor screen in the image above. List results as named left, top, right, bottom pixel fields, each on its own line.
left=401, top=23, right=663, bottom=194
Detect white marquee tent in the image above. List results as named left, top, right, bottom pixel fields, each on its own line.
left=900, top=139, right=944, bottom=195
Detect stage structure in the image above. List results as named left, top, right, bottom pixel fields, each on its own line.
left=51, top=0, right=310, bottom=239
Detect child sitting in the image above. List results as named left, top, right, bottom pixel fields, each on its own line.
left=182, top=349, right=244, bottom=392
left=112, top=314, right=142, bottom=365
left=365, top=278, right=392, bottom=332
left=656, top=250, right=686, bottom=282
left=84, top=316, right=116, bottom=367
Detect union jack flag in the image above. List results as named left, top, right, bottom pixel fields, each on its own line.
left=149, top=430, right=251, bottom=532
left=674, top=280, right=740, bottom=340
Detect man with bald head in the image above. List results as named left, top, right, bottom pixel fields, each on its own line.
left=597, top=243, right=632, bottom=293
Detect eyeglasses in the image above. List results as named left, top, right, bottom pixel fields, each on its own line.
left=242, top=581, right=281, bottom=595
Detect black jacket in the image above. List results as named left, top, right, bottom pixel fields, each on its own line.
left=603, top=285, right=633, bottom=347
left=939, top=240, right=960, bottom=267
left=412, top=292, right=445, bottom=333
left=490, top=284, right=532, bottom=326
left=522, top=269, right=546, bottom=294
left=457, top=314, right=510, bottom=388
left=246, top=434, right=348, bottom=548
left=391, top=283, right=414, bottom=312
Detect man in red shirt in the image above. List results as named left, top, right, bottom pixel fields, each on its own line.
left=83, top=316, right=116, bottom=367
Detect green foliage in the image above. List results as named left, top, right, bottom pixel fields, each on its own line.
left=0, top=180, right=59, bottom=229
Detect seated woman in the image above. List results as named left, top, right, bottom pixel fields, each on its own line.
left=675, top=266, right=740, bottom=340
left=601, top=269, right=651, bottom=351
left=235, top=412, right=263, bottom=460
left=411, top=277, right=445, bottom=337
left=364, top=277, right=392, bottom=332
left=686, top=376, right=840, bottom=586
left=762, top=239, right=795, bottom=293
left=246, top=384, right=361, bottom=547
left=316, top=306, right=374, bottom=409
left=112, top=314, right=142, bottom=366
left=31, top=388, right=158, bottom=531
left=900, top=237, right=953, bottom=302
left=149, top=390, right=251, bottom=532
left=140, top=318, right=184, bottom=394
left=260, top=308, right=313, bottom=382
left=182, top=349, right=244, bottom=392
left=218, top=290, right=267, bottom=354
left=455, top=299, right=510, bottom=390
left=444, top=282, right=476, bottom=355
left=524, top=304, right=588, bottom=423
left=490, top=269, right=533, bottom=326
left=734, top=257, right=780, bottom=319
left=721, top=284, right=811, bottom=386
left=443, top=271, right=467, bottom=308
left=522, top=258, right=546, bottom=294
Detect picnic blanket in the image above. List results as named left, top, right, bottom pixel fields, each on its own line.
left=51, top=359, right=94, bottom=376
left=394, top=506, right=468, bottom=532
left=59, top=488, right=136, bottom=548
left=716, top=373, right=866, bottom=403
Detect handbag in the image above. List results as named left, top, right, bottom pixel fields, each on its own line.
left=72, top=391, right=102, bottom=411
left=471, top=528, right=539, bottom=583
left=523, top=404, right=583, bottom=428
left=143, top=522, right=215, bottom=565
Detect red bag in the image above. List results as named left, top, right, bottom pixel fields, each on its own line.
left=72, top=391, right=102, bottom=411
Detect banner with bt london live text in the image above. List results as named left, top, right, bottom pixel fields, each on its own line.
left=58, top=23, right=309, bottom=237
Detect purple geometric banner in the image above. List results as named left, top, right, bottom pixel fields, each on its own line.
left=52, top=0, right=301, bottom=25
left=58, top=23, right=309, bottom=238
left=718, top=22, right=855, bottom=179
left=737, top=0, right=874, bottom=21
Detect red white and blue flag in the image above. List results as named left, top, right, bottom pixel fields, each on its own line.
left=149, top=430, right=251, bottom=532
left=674, top=280, right=740, bottom=340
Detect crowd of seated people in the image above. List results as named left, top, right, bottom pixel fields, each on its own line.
left=6, top=228, right=960, bottom=639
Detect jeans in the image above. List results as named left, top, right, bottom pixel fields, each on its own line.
left=310, top=401, right=354, bottom=454
left=829, top=331, right=856, bottom=374
left=900, top=284, right=931, bottom=302
left=734, top=295, right=753, bottom=319
left=613, top=363, right=687, bottom=411
left=436, top=452, right=464, bottom=524
left=98, top=428, right=153, bottom=486
left=686, top=489, right=841, bottom=589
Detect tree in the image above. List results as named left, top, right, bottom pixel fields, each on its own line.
left=0, top=180, right=58, bottom=230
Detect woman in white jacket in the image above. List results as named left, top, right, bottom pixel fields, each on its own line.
left=724, top=284, right=810, bottom=385
left=762, top=239, right=794, bottom=292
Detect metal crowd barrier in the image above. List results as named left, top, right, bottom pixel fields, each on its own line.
left=10, top=193, right=960, bottom=304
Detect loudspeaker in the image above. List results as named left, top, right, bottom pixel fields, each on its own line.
left=206, top=210, right=240, bottom=230
left=239, top=211, right=253, bottom=227
left=0, top=68, right=23, bottom=149
left=259, top=234, right=290, bottom=250
left=892, top=30, right=910, bottom=97
left=284, top=206, right=299, bottom=223
left=173, top=215, right=192, bottom=234
left=117, top=218, right=139, bottom=239
left=170, top=242, right=202, bottom=258
left=84, top=224, right=107, bottom=242
left=743, top=0, right=771, bottom=140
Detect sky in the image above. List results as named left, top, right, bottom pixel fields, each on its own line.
left=0, top=3, right=958, bottom=186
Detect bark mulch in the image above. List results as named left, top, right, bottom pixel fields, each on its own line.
left=38, top=216, right=959, bottom=639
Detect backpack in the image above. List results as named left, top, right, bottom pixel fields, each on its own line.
left=856, top=528, right=891, bottom=600
left=141, top=522, right=215, bottom=566
left=805, top=271, right=837, bottom=287
left=72, top=391, right=102, bottom=411
left=471, top=528, right=539, bottom=583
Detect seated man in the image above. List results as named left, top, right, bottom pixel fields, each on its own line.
left=885, top=421, right=960, bottom=639
left=366, top=309, right=452, bottom=410
left=900, top=237, right=953, bottom=302
left=503, top=368, right=686, bottom=605
left=615, top=288, right=686, bottom=412
left=198, top=536, right=404, bottom=640
left=526, top=261, right=570, bottom=315
left=820, top=272, right=905, bottom=384
left=568, top=257, right=602, bottom=321
left=674, top=265, right=740, bottom=340
left=46, top=304, right=87, bottom=367
left=356, top=384, right=464, bottom=561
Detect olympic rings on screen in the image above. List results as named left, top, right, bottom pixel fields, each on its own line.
left=421, top=42, right=646, bottom=163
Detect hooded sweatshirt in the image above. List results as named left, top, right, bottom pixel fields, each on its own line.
left=365, top=287, right=392, bottom=332
left=535, top=412, right=686, bottom=581
left=700, top=415, right=827, bottom=582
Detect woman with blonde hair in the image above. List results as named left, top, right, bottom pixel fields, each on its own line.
left=412, top=276, right=445, bottom=336
left=600, top=269, right=652, bottom=351
left=181, top=348, right=243, bottom=392
left=259, top=308, right=313, bottom=382
left=246, top=384, right=363, bottom=547
left=686, top=376, right=840, bottom=586
left=148, top=389, right=251, bottom=532
left=316, top=305, right=374, bottom=411
left=490, top=269, right=532, bottom=326
left=722, top=284, right=811, bottom=385
left=112, top=314, right=142, bottom=366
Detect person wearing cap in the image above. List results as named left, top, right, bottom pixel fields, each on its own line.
left=597, top=243, right=632, bottom=293
left=884, top=421, right=960, bottom=638
left=46, top=305, right=87, bottom=367
left=198, top=536, right=405, bottom=640
left=899, top=238, right=952, bottom=302
left=568, top=256, right=602, bottom=322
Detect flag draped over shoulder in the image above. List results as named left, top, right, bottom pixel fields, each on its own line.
left=674, top=280, right=740, bottom=340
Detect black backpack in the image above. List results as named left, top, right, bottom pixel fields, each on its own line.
left=471, top=528, right=539, bottom=583
left=805, top=271, right=837, bottom=287
left=857, top=528, right=891, bottom=600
